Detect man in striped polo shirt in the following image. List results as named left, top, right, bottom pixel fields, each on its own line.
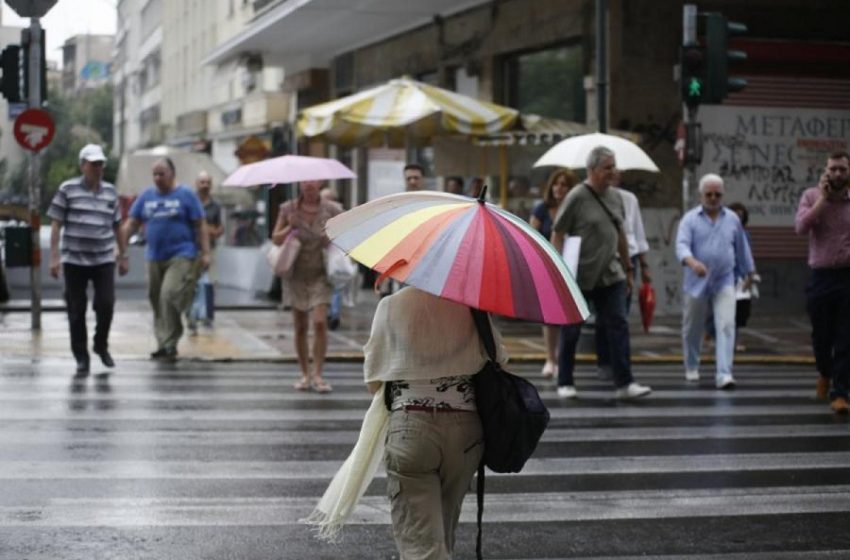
left=48, top=144, right=128, bottom=375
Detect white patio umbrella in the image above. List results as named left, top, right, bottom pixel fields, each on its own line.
left=297, top=76, right=519, bottom=148
left=533, top=132, right=659, bottom=172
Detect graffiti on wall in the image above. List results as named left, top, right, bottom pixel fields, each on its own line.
left=642, top=208, right=683, bottom=317
left=698, top=106, right=850, bottom=226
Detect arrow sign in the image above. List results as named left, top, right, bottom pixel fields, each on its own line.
left=13, top=108, right=55, bottom=152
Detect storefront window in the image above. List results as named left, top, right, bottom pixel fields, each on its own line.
left=502, top=44, right=585, bottom=122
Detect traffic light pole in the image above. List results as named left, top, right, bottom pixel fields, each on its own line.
left=681, top=4, right=697, bottom=214
left=27, top=18, right=43, bottom=331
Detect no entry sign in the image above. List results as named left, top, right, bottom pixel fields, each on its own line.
left=13, top=108, right=55, bottom=152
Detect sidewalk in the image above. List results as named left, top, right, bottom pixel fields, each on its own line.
left=0, top=287, right=815, bottom=366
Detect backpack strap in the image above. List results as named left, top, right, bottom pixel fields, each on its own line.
left=470, top=308, right=497, bottom=362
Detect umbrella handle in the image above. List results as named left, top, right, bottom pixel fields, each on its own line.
left=477, top=185, right=488, bottom=204
left=373, top=259, right=408, bottom=293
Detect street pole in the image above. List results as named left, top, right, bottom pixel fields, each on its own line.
left=27, top=18, right=43, bottom=330
left=595, top=0, right=608, bottom=133
left=682, top=4, right=698, bottom=213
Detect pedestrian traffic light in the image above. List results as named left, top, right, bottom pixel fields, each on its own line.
left=680, top=45, right=705, bottom=109
left=0, top=45, right=24, bottom=103
left=704, top=12, right=747, bottom=103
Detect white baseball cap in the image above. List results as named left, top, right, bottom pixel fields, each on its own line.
left=79, top=144, right=107, bottom=163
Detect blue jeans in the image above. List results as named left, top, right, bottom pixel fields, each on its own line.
left=597, top=256, right=638, bottom=371
left=682, top=286, right=736, bottom=379
left=328, top=288, right=342, bottom=320
left=558, top=281, right=633, bottom=389
left=806, top=268, right=850, bottom=399
left=188, top=272, right=212, bottom=322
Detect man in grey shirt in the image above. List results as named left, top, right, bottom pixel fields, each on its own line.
left=550, top=146, right=651, bottom=400
left=48, top=144, right=128, bottom=375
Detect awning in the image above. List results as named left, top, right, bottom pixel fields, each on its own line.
left=201, top=0, right=490, bottom=73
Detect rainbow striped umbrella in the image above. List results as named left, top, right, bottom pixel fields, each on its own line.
left=325, top=191, right=589, bottom=325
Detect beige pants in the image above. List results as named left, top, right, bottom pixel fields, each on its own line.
left=384, top=410, right=483, bottom=560
left=147, top=257, right=199, bottom=350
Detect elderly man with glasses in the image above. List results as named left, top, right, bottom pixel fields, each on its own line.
left=676, top=173, right=754, bottom=389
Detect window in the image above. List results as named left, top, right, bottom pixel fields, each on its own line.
left=501, top=43, right=585, bottom=122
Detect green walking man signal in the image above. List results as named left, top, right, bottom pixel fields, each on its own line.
left=680, top=45, right=705, bottom=109
left=688, top=77, right=702, bottom=98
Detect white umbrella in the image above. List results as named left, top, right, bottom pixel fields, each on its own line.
left=532, top=132, right=659, bottom=172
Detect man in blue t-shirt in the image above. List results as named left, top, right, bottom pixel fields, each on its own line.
left=120, top=157, right=210, bottom=361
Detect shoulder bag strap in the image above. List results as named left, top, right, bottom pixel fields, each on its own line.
left=476, top=462, right=485, bottom=560
left=470, top=307, right=492, bottom=560
left=470, top=308, right=497, bottom=362
left=584, top=183, right=621, bottom=231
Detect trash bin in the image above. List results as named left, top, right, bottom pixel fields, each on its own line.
left=4, top=226, right=32, bottom=267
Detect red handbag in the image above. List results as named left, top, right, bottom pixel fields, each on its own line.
left=639, top=282, right=656, bottom=333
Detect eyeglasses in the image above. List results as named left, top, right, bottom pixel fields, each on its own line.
left=703, top=192, right=722, bottom=198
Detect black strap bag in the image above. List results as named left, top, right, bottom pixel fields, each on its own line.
left=470, top=309, right=550, bottom=559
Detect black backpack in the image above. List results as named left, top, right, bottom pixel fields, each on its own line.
left=470, top=309, right=550, bottom=558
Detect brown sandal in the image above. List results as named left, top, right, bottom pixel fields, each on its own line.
left=293, top=377, right=310, bottom=391
left=312, top=378, right=333, bottom=394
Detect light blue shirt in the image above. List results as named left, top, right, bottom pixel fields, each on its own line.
left=676, top=206, right=754, bottom=298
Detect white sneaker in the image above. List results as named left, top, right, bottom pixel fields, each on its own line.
left=615, top=382, right=652, bottom=400
left=685, top=370, right=700, bottom=382
left=557, top=385, right=577, bottom=399
left=541, top=360, right=556, bottom=379
left=716, top=374, right=736, bottom=389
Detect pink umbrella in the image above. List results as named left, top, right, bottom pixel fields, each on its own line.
left=222, top=155, right=356, bottom=187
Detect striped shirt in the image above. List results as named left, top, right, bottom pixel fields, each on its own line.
left=47, top=177, right=121, bottom=266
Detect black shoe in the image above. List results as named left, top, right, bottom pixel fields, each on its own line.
left=75, top=358, right=90, bottom=376
left=151, top=347, right=178, bottom=362
left=150, top=348, right=169, bottom=360
left=328, top=317, right=340, bottom=331
left=94, top=348, right=115, bottom=368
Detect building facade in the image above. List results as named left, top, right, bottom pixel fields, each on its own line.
left=113, top=0, right=163, bottom=153
left=61, top=34, right=114, bottom=94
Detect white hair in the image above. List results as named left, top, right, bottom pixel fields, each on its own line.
left=586, top=146, right=616, bottom=170
left=698, top=173, right=724, bottom=194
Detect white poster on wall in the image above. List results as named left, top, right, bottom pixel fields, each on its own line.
left=368, top=148, right=405, bottom=201
left=697, top=106, right=850, bottom=226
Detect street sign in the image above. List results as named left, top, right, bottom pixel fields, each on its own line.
left=13, top=107, right=55, bottom=152
left=5, top=0, right=57, bottom=17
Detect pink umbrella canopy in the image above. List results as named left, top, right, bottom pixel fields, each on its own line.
left=326, top=190, right=589, bottom=325
left=222, top=155, right=356, bottom=187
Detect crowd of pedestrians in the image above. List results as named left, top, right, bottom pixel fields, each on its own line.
left=44, top=143, right=847, bottom=421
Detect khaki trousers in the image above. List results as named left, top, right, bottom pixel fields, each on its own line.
left=384, top=410, right=483, bottom=560
left=147, top=257, right=199, bottom=350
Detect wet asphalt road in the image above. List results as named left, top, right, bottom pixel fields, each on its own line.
left=1, top=357, right=849, bottom=559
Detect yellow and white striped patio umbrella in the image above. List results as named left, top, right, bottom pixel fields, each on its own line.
left=297, top=76, right=519, bottom=147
